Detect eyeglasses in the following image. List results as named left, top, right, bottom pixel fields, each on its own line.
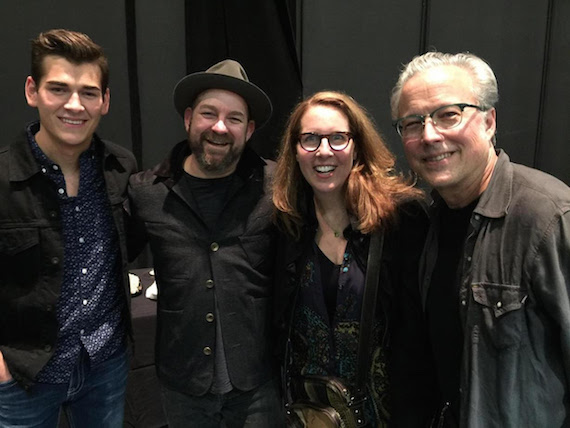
left=298, top=132, right=353, bottom=152
left=393, top=103, right=485, bottom=139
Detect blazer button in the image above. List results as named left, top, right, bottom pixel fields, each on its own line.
left=206, top=313, right=214, bottom=322
left=44, top=345, right=52, bottom=352
left=210, top=242, right=219, bottom=252
left=203, top=346, right=212, bottom=356
left=205, top=279, right=214, bottom=289
left=51, top=257, right=60, bottom=265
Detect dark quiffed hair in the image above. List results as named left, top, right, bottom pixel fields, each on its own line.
left=31, top=29, right=109, bottom=93
left=273, top=90, right=423, bottom=240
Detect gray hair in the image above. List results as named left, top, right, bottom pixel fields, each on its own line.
left=390, top=52, right=499, bottom=119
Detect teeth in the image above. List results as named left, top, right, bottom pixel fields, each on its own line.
left=62, top=118, right=83, bottom=125
left=426, top=153, right=451, bottom=162
left=315, top=165, right=335, bottom=173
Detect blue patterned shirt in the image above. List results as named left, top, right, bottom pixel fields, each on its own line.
left=26, top=122, right=126, bottom=383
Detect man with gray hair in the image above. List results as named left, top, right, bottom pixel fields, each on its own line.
left=391, top=51, right=570, bottom=427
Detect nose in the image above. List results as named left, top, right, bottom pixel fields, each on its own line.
left=212, top=119, right=228, bottom=134
left=64, top=92, right=85, bottom=112
left=316, top=137, right=334, bottom=156
left=421, top=117, right=443, bottom=143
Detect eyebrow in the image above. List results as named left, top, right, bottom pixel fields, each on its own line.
left=198, top=103, right=247, bottom=118
left=45, top=81, right=102, bottom=93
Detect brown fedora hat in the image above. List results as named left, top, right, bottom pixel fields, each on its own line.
left=173, top=59, right=272, bottom=128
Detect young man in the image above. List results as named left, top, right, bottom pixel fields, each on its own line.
left=391, top=51, right=570, bottom=427
left=0, top=29, right=137, bottom=426
left=129, top=60, right=282, bottom=427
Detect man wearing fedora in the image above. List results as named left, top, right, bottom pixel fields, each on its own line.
left=129, top=60, right=282, bottom=427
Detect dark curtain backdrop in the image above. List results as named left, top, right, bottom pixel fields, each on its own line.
left=184, top=0, right=303, bottom=160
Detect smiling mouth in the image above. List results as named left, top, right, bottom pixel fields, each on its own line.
left=206, top=139, right=231, bottom=147
left=315, top=165, right=336, bottom=173
left=424, top=152, right=452, bottom=162
left=61, top=118, right=85, bottom=125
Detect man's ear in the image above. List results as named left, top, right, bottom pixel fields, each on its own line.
left=484, top=107, right=497, bottom=142
left=245, top=120, right=255, bottom=141
left=24, top=76, right=38, bottom=107
left=184, top=107, right=193, bottom=132
left=101, top=88, right=110, bottom=116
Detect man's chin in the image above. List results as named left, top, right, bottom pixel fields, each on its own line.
left=199, top=154, right=234, bottom=173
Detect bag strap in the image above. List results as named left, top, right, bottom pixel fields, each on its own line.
left=354, top=230, right=384, bottom=392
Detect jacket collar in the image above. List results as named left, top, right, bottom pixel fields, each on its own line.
left=473, top=149, right=512, bottom=219
left=8, top=125, right=42, bottom=182
left=9, top=122, right=129, bottom=184
left=154, top=139, right=266, bottom=186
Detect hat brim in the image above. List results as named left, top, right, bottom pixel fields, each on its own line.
left=173, top=73, right=273, bottom=129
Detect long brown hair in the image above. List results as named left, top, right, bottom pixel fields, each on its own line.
left=273, top=91, right=422, bottom=240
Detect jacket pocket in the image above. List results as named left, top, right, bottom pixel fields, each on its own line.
left=0, top=229, right=40, bottom=291
left=471, top=282, right=527, bottom=349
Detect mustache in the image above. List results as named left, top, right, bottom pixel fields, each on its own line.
left=201, top=131, right=232, bottom=145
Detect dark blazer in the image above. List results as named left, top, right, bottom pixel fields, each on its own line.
left=129, top=141, right=278, bottom=395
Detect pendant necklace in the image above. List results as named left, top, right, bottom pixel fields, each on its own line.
left=319, top=213, right=346, bottom=238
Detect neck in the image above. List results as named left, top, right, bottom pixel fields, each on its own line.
left=35, top=132, right=87, bottom=176
left=313, top=194, right=350, bottom=238
left=440, top=148, right=498, bottom=209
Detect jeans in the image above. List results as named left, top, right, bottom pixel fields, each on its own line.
left=0, top=347, right=128, bottom=428
left=161, top=377, right=285, bottom=428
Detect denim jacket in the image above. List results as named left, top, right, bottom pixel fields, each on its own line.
left=421, top=150, right=570, bottom=427
left=0, top=128, right=137, bottom=387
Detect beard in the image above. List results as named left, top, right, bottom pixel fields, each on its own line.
left=188, top=129, right=245, bottom=175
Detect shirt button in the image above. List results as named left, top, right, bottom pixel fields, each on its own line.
left=205, top=279, right=214, bottom=289
left=467, top=256, right=472, bottom=262
left=58, top=188, right=65, bottom=195
left=51, top=257, right=59, bottom=265
left=210, top=242, right=219, bottom=252
left=75, top=206, right=80, bottom=212
left=203, top=346, right=212, bottom=356
left=496, top=301, right=502, bottom=308
left=83, top=299, right=88, bottom=305
left=52, top=165, right=59, bottom=171
left=206, top=313, right=214, bottom=322
left=461, top=299, right=467, bottom=306
left=79, top=237, right=85, bottom=244
left=41, top=167, right=47, bottom=173
left=80, top=329, right=85, bottom=334
left=82, top=268, right=88, bottom=274
left=474, top=214, right=480, bottom=220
